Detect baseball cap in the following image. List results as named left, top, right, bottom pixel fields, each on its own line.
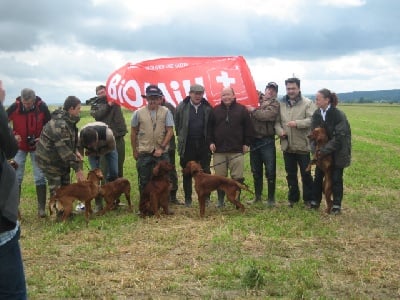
left=142, top=85, right=163, bottom=97
left=266, top=82, right=278, bottom=92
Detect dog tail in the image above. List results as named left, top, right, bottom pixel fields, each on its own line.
left=236, top=182, right=254, bottom=194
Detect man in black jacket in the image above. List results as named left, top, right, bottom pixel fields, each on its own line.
left=209, top=87, right=254, bottom=207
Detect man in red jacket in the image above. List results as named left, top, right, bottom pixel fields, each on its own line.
left=7, top=88, right=51, bottom=217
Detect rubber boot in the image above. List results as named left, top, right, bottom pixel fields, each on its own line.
left=95, top=196, right=103, bottom=213
left=266, top=179, right=276, bottom=207
left=36, top=184, right=47, bottom=218
left=217, top=189, right=225, bottom=208
left=183, top=175, right=192, bottom=207
left=247, top=178, right=262, bottom=204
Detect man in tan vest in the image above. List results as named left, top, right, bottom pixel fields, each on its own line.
left=130, top=85, right=174, bottom=194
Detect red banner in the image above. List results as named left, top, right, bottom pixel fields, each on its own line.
left=106, top=56, right=258, bottom=110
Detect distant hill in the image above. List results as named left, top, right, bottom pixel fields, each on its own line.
left=307, top=89, right=400, bottom=103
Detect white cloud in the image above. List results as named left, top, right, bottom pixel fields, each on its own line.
left=0, top=0, right=399, bottom=105
left=318, top=0, right=366, bottom=7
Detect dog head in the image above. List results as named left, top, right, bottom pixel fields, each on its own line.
left=153, top=160, right=174, bottom=176
left=182, top=161, right=202, bottom=176
left=48, top=195, right=64, bottom=216
left=87, top=168, right=104, bottom=182
left=308, top=127, right=329, bottom=145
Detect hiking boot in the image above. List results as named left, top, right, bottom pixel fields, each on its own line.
left=309, top=202, right=320, bottom=210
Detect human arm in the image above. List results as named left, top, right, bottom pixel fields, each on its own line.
left=294, top=99, right=316, bottom=129
left=154, top=126, right=173, bottom=157
left=130, top=126, right=138, bottom=160
left=251, top=99, right=280, bottom=122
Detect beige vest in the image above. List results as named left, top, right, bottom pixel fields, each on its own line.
left=137, top=106, right=169, bottom=153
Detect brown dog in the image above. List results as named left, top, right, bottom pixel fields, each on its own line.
left=306, top=127, right=333, bottom=213
left=183, top=161, right=252, bottom=217
left=98, top=178, right=132, bottom=215
left=49, top=168, right=103, bottom=224
left=139, top=160, right=174, bottom=218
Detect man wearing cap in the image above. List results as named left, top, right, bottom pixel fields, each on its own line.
left=175, top=84, right=214, bottom=207
left=7, top=88, right=51, bottom=218
left=274, top=77, right=316, bottom=207
left=247, top=82, right=280, bottom=207
left=130, top=85, right=174, bottom=194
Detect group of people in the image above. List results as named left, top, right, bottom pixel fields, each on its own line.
left=130, top=78, right=351, bottom=215
left=0, top=77, right=351, bottom=298
left=2, top=78, right=352, bottom=220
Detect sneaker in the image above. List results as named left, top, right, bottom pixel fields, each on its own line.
left=331, top=208, right=341, bottom=215
left=309, top=202, right=320, bottom=210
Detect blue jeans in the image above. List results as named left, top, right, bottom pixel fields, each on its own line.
left=14, top=150, right=46, bottom=186
left=283, top=151, right=313, bottom=204
left=250, top=137, right=276, bottom=197
left=0, top=226, right=27, bottom=299
left=88, top=149, right=118, bottom=182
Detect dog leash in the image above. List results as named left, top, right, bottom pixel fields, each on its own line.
left=209, top=139, right=276, bottom=169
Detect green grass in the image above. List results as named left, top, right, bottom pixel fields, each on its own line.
left=18, top=103, right=400, bottom=299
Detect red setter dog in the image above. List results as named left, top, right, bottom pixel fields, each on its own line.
left=49, top=168, right=103, bottom=224
left=306, top=127, right=333, bottom=213
left=139, top=160, right=174, bottom=218
left=98, top=178, right=132, bottom=215
left=183, top=161, right=252, bottom=218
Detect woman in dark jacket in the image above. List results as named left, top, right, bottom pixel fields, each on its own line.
left=309, top=88, right=352, bottom=214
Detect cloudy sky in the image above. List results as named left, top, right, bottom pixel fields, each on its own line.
left=1, top=0, right=399, bottom=105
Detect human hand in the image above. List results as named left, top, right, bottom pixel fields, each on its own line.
left=209, top=143, right=216, bottom=153
left=287, top=121, right=297, bottom=128
left=243, top=145, right=249, bottom=153
left=153, top=148, right=163, bottom=157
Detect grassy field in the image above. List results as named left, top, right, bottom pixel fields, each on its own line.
left=18, top=104, right=400, bottom=299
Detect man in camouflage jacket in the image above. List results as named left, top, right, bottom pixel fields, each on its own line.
left=36, top=96, right=84, bottom=202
